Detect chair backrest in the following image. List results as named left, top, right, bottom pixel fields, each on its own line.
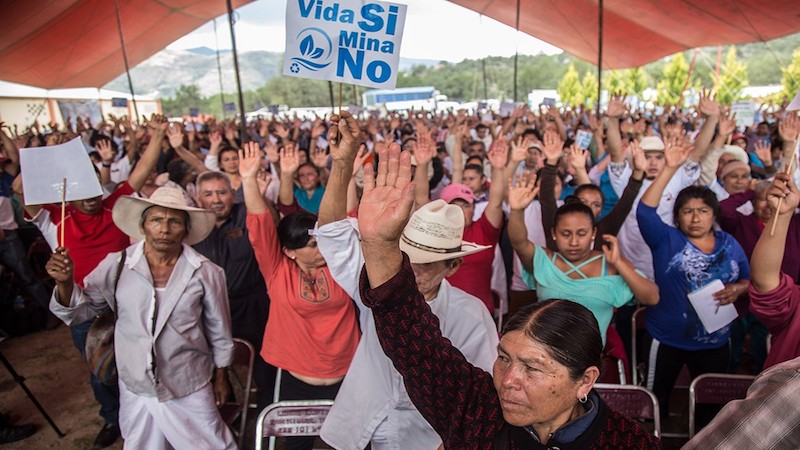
left=255, top=399, right=334, bottom=450
left=218, top=338, right=255, bottom=449
left=595, top=383, right=661, bottom=438
left=688, top=373, right=755, bottom=438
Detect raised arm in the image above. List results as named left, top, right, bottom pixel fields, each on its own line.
left=540, top=130, right=564, bottom=251
left=278, top=144, right=301, bottom=207
left=602, top=235, right=659, bottom=305
left=240, top=142, right=269, bottom=215
left=507, top=172, right=539, bottom=274
left=413, top=130, right=435, bottom=209
left=0, top=123, right=20, bottom=176
left=450, top=124, right=466, bottom=184
left=689, top=91, right=721, bottom=163
left=566, top=144, right=591, bottom=186
left=750, top=173, right=799, bottom=293
left=318, top=111, right=361, bottom=226
left=641, top=136, right=694, bottom=207
left=599, top=140, right=645, bottom=237
left=127, top=117, right=168, bottom=191
left=606, top=94, right=625, bottom=163
left=167, top=125, right=208, bottom=175
left=484, top=137, right=509, bottom=228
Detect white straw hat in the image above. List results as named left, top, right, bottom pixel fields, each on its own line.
left=112, top=187, right=216, bottom=245
left=399, top=200, right=490, bottom=264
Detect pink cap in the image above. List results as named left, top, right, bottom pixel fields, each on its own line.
left=439, top=183, right=474, bottom=204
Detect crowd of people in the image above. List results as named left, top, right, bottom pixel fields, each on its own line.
left=0, top=92, right=799, bottom=449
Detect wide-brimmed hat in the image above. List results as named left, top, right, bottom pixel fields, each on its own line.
left=399, top=200, right=490, bottom=264
left=640, top=136, right=665, bottom=152
left=112, top=187, right=216, bottom=245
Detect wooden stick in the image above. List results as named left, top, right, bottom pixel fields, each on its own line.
left=770, top=138, right=799, bottom=236
left=60, top=177, right=66, bottom=248
left=338, top=83, right=343, bottom=115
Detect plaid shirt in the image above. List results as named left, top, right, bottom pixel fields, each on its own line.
left=683, top=356, right=800, bottom=449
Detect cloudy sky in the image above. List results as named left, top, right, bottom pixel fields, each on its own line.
left=167, top=0, right=563, bottom=61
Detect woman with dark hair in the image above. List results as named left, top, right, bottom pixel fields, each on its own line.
left=637, top=138, right=749, bottom=423
left=508, top=173, right=658, bottom=346
left=205, top=131, right=245, bottom=203
left=239, top=142, right=360, bottom=450
left=354, top=145, right=660, bottom=448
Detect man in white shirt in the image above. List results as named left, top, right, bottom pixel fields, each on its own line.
left=314, top=112, right=498, bottom=450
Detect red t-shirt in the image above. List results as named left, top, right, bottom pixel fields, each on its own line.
left=42, top=183, right=133, bottom=287
left=446, top=213, right=501, bottom=312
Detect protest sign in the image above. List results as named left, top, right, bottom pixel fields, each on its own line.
left=284, top=0, right=407, bottom=89
left=731, top=100, right=756, bottom=128
left=19, top=137, right=102, bottom=205
left=788, top=90, right=800, bottom=111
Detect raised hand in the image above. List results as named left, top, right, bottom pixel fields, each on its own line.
left=487, top=136, right=510, bottom=169
left=754, top=140, right=773, bottom=167
left=507, top=172, right=539, bottom=211
left=256, top=169, right=272, bottom=196
left=311, top=122, right=326, bottom=139
left=352, top=144, right=370, bottom=176
left=310, top=145, right=329, bottom=169
left=264, top=141, right=279, bottom=164
left=607, top=94, right=625, bottom=118
left=630, top=139, right=647, bottom=173
left=601, top=234, right=621, bottom=266
left=327, top=111, right=361, bottom=161
left=541, top=130, right=564, bottom=164
left=279, top=143, right=301, bottom=175
left=95, top=139, right=115, bottom=163
left=166, top=124, right=184, bottom=149
left=273, top=123, right=290, bottom=140
left=45, top=247, right=73, bottom=284
left=718, top=111, right=736, bottom=137
left=663, top=135, right=693, bottom=168
left=238, top=142, right=262, bottom=179
left=698, top=90, right=721, bottom=117
left=566, top=144, right=587, bottom=172
left=766, top=173, right=800, bottom=214
left=779, top=112, right=800, bottom=142
left=510, top=136, right=532, bottom=163
left=358, top=143, right=414, bottom=245
left=414, top=130, right=435, bottom=166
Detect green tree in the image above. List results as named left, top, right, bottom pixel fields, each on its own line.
left=581, top=71, right=599, bottom=108
left=781, top=48, right=800, bottom=103
left=604, top=70, right=628, bottom=95
left=656, top=53, right=692, bottom=106
left=715, top=47, right=749, bottom=105
left=557, top=64, right=583, bottom=107
left=162, top=84, right=205, bottom=117
left=625, top=67, right=648, bottom=99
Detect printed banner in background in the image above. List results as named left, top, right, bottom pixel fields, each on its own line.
left=731, top=100, right=756, bottom=128
left=284, top=0, right=407, bottom=89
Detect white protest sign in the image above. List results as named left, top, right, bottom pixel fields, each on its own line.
left=19, top=137, right=102, bottom=205
left=731, top=100, right=756, bottom=128
left=284, top=0, right=407, bottom=89
left=788, top=90, right=800, bottom=111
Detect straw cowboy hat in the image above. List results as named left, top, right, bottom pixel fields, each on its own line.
left=112, top=187, right=216, bottom=245
left=400, top=199, right=490, bottom=264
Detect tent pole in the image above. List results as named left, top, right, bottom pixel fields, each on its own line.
left=113, top=0, right=140, bottom=124
left=596, top=0, right=603, bottom=117
left=213, top=19, right=227, bottom=118
left=513, top=0, right=520, bottom=103
left=226, top=0, right=247, bottom=143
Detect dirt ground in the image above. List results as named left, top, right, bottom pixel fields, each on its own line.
left=0, top=324, right=122, bottom=450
